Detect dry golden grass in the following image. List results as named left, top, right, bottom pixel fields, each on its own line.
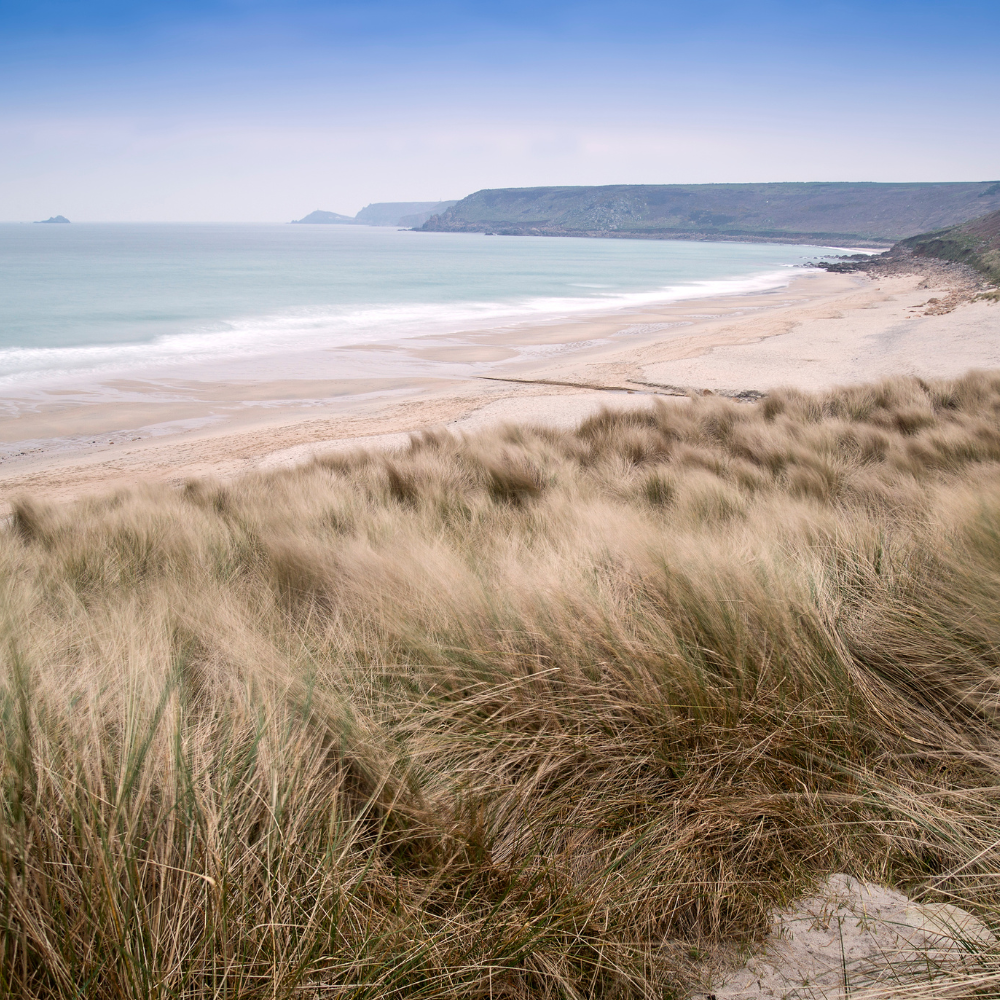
left=5, top=373, right=1000, bottom=997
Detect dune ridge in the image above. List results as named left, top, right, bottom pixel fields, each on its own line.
left=4, top=373, right=1000, bottom=995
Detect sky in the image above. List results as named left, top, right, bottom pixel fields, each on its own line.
left=1, top=0, right=998, bottom=221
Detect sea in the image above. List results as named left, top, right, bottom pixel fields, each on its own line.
left=0, top=223, right=840, bottom=391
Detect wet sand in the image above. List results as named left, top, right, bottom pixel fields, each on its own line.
left=2, top=267, right=997, bottom=511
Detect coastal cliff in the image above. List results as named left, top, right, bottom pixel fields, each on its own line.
left=420, top=182, right=1000, bottom=245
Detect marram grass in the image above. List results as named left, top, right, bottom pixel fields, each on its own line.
left=5, top=374, right=1000, bottom=997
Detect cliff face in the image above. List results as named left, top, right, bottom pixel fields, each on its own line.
left=421, top=182, right=1000, bottom=245
left=900, top=208, right=1000, bottom=285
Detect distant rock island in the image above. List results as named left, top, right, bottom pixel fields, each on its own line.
left=35, top=215, right=70, bottom=224
left=292, top=201, right=457, bottom=228
left=419, top=182, right=1000, bottom=246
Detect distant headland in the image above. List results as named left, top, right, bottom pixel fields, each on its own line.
left=419, top=182, right=1000, bottom=246
left=292, top=201, right=457, bottom=228
left=35, top=215, right=70, bottom=224
left=292, top=210, right=356, bottom=225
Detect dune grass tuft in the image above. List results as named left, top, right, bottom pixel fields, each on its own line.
left=5, top=373, right=1000, bottom=996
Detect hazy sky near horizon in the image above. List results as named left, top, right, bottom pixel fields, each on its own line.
left=2, top=0, right=998, bottom=222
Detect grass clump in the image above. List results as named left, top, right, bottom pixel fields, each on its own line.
left=5, top=373, right=1000, bottom=996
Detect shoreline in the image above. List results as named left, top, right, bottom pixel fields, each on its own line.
left=1, top=264, right=997, bottom=511
left=0, top=261, right=818, bottom=398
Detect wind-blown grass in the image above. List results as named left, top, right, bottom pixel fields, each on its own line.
left=4, top=373, right=1000, bottom=997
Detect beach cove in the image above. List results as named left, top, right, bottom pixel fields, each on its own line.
left=1, top=245, right=997, bottom=512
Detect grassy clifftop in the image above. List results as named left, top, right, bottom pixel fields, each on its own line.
left=900, top=207, right=1000, bottom=285
left=420, top=181, right=1000, bottom=245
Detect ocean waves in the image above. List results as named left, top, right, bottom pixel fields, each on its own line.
left=0, top=267, right=807, bottom=389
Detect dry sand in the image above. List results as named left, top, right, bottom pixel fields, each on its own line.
left=700, top=874, right=996, bottom=999
left=1, top=266, right=997, bottom=512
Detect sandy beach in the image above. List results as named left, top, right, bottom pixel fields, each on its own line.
left=1, top=264, right=997, bottom=511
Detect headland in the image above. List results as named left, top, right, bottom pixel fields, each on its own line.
left=420, top=181, right=1000, bottom=244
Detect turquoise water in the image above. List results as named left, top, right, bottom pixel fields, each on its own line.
left=0, top=223, right=833, bottom=388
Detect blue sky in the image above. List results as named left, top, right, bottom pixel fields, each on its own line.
left=2, top=1, right=998, bottom=220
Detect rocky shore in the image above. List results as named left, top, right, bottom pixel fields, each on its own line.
left=818, top=247, right=989, bottom=313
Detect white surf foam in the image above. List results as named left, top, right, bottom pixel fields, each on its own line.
left=0, top=267, right=809, bottom=390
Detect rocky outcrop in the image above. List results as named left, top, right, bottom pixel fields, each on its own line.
left=901, top=209, right=1000, bottom=285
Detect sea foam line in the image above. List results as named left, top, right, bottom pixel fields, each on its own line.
left=0, top=268, right=807, bottom=389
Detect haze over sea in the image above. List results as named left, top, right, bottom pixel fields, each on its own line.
left=0, top=224, right=835, bottom=391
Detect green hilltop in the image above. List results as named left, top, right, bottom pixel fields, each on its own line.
left=420, top=182, right=1000, bottom=246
